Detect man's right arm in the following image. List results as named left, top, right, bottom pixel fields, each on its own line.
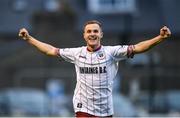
left=19, top=28, right=59, bottom=57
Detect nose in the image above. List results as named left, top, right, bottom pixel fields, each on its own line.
left=90, top=32, right=95, bottom=35
left=91, top=31, right=98, bottom=36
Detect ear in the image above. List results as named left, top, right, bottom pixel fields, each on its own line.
left=83, top=32, right=86, bottom=41
left=100, top=31, right=103, bottom=38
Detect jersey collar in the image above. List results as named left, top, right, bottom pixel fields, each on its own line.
left=87, top=45, right=101, bottom=52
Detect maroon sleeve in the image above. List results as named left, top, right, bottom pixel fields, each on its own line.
left=55, top=48, right=60, bottom=57
left=127, top=45, right=135, bottom=58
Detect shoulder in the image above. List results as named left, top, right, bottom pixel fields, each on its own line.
left=60, top=46, right=85, bottom=52
left=73, top=46, right=86, bottom=53
left=103, top=45, right=127, bottom=51
left=59, top=46, right=85, bottom=56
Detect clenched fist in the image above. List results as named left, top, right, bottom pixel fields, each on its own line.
left=160, top=26, right=171, bottom=39
left=18, top=28, right=30, bottom=40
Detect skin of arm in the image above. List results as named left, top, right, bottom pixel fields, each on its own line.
left=19, top=28, right=59, bottom=56
left=133, top=26, right=171, bottom=54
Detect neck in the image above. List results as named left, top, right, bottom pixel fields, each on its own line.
left=87, top=45, right=101, bottom=52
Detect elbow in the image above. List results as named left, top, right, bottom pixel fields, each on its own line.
left=46, top=48, right=59, bottom=56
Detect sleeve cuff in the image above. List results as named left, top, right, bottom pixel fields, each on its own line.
left=127, top=45, right=135, bottom=58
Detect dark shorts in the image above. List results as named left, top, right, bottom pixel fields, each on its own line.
left=75, top=112, right=113, bottom=118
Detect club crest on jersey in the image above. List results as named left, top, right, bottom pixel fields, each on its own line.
left=77, top=103, right=82, bottom=108
left=97, top=51, right=105, bottom=60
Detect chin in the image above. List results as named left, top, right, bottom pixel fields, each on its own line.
left=89, top=41, right=98, bottom=45
left=89, top=44, right=96, bottom=47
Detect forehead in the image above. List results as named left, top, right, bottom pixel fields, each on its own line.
left=84, top=24, right=101, bottom=31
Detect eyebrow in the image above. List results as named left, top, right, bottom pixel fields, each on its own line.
left=86, top=29, right=99, bottom=32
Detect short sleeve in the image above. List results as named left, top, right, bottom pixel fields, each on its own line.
left=108, top=45, right=134, bottom=61
left=59, top=48, right=76, bottom=63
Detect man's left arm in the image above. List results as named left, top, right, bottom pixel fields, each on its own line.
left=133, top=26, right=171, bottom=54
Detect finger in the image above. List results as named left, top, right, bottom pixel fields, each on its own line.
left=161, top=26, right=168, bottom=31
left=19, top=31, right=26, bottom=37
left=19, top=31, right=23, bottom=36
left=163, top=26, right=167, bottom=29
left=21, top=32, right=26, bottom=37
left=161, top=28, right=169, bottom=35
left=19, top=33, right=22, bottom=37
left=164, top=27, right=171, bottom=34
left=167, top=29, right=171, bottom=36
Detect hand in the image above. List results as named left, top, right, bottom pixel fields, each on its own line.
left=160, top=26, right=171, bottom=39
left=18, top=28, right=30, bottom=40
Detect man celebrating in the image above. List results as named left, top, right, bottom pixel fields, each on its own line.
left=19, top=20, right=171, bottom=117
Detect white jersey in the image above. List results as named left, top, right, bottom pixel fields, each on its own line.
left=59, top=45, right=134, bottom=116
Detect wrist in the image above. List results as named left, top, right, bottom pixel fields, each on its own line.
left=24, top=35, right=31, bottom=41
left=158, top=35, right=165, bottom=40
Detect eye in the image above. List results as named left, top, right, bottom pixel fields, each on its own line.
left=87, top=30, right=91, bottom=33
left=93, top=30, right=99, bottom=33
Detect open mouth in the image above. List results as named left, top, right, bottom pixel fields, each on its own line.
left=88, top=35, right=98, bottom=40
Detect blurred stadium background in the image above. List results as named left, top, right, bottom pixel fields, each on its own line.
left=0, top=0, right=180, bottom=117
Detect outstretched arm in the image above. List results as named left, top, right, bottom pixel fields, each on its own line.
left=19, top=28, right=59, bottom=56
left=133, top=26, right=171, bottom=54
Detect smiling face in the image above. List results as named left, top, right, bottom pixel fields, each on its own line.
left=83, top=23, right=103, bottom=50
